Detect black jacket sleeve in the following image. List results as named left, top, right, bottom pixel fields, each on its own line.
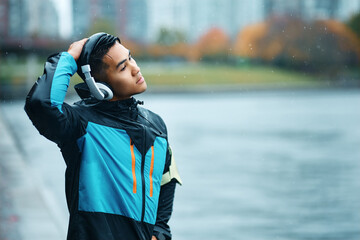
left=24, top=52, right=84, bottom=147
left=153, top=148, right=178, bottom=240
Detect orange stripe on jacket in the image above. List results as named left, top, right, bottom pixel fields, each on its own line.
left=149, top=146, right=154, bottom=197
left=130, top=140, right=137, bottom=194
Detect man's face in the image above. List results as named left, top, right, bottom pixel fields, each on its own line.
left=102, top=41, right=147, bottom=101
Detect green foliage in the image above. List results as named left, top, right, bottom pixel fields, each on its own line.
left=156, top=28, right=186, bottom=46
left=347, top=12, right=360, bottom=39
left=87, top=18, right=116, bottom=36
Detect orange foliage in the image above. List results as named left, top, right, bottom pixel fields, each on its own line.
left=120, top=38, right=145, bottom=57
left=234, top=16, right=360, bottom=70
left=316, top=19, right=360, bottom=54
left=233, top=22, right=267, bottom=58
left=194, top=27, right=230, bottom=59
left=146, top=43, right=191, bottom=60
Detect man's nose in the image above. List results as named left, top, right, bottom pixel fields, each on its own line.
left=130, top=62, right=140, bottom=76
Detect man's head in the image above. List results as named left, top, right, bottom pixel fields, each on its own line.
left=77, top=33, right=147, bottom=101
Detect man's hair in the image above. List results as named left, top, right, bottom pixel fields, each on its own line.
left=89, top=37, right=120, bottom=82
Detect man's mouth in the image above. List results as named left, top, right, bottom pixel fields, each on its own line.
left=136, top=75, right=145, bottom=84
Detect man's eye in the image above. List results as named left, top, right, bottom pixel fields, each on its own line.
left=129, top=55, right=132, bottom=61
left=120, top=65, right=126, bottom=71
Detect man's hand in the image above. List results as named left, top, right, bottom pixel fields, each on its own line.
left=67, top=38, right=88, bottom=61
left=151, top=236, right=158, bottom=240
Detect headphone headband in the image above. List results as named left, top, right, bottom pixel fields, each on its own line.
left=76, top=32, right=120, bottom=81
left=75, top=32, right=120, bottom=100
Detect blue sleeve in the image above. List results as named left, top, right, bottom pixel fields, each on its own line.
left=25, top=52, right=84, bottom=147
left=50, top=52, right=77, bottom=113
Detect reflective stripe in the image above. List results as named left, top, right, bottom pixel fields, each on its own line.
left=149, top=146, right=154, bottom=197
left=161, top=147, right=182, bottom=186
left=130, top=140, right=137, bottom=194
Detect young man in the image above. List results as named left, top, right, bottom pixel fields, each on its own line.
left=24, top=33, right=181, bottom=240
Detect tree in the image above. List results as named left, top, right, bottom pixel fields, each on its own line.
left=193, top=27, right=230, bottom=61
left=347, top=12, right=360, bottom=39
left=234, top=16, right=360, bottom=72
left=233, top=22, right=268, bottom=59
left=120, top=38, right=146, bottom=59
left=156, top=28, right=186, bottom=46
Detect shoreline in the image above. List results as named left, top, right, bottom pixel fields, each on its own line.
left=1, top=81, right=360, bottom=101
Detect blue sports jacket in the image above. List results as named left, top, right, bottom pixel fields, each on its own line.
left=24, top=52, right=178, bottom=240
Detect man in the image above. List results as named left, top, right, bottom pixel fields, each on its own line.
left=24, top=33, right=181, bottom=240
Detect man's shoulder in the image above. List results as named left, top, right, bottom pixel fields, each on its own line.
left=138, top=107, right=167, bottom=132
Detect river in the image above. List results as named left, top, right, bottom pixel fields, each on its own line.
left=1, top=89, right=360, bottom=240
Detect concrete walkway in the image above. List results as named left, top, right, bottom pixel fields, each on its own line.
left=0, top=109, right=63, bottom=240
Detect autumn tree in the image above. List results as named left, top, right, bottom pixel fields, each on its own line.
left=192, top=27, right=231, bottom=62
left=234, top=16, right=360, bottom=72
left=120, top=38, right=146, bottom=59
left=156, top=28, right=186, bottom=46
left=347, top=12, right=360, bottom=39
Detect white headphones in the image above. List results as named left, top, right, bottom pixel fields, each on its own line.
left=81, top=64, right=113, bottom=100
left=77, top=32, right=119, bottom=101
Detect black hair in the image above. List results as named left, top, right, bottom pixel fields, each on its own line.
left=88, top=36, right=120, bottom=81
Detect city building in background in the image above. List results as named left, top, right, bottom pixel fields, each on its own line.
left=7, top=0, right=29, bottom=38
left=0, top=0, right=9, bottom=38
left=1, top=0, right=360, bottom=46
left=72, top=0, right=91, bottom=37
left=69, top=0, right=360, bottom=43
left=263, top=0, right=359, bottom=20
left=183, top=0, right=264, bottom=42
left=72, top=0, right=117, bottom=38
left=28, top=0, right=59, bottom=38
left=0, top=0, right=59, bottom=50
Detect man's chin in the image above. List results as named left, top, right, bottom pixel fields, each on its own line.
left=132, top=85, right=147, bottom=96
left=139, top=83, right=147, bottom=93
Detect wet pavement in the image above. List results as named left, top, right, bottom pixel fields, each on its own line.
left=0, top=111, right=63, bottom=240
left=1, top=89, right=360, bottom=240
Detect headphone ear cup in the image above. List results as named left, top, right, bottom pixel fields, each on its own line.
left=96, top=82, right=113, bottom=100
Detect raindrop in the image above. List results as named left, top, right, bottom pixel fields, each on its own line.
left=5, top=52, right=8, bottom=55
left=183, top=76, right=187, bottom=79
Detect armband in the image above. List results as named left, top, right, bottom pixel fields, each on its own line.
left=161, top=147, right=182, bottom=186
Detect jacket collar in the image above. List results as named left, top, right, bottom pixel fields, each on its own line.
left=92, top=97, right=144, bottom=112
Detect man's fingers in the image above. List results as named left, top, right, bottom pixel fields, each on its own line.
left=78, top=38, right=88, bottom=45
left=67, top=38, right=89, bottom=61
left=70, top=38, right=88, bottom=49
